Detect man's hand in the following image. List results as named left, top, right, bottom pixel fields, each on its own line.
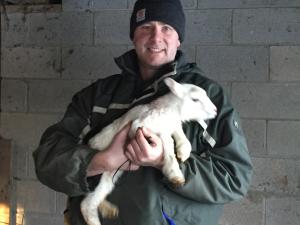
left=86, top=123, right=139, bottom=177
left=125, top=127, right=164, bottom=169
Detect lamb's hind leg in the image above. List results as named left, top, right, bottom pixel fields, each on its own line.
left=98, top=170, right=123, bottom=219
left=80, top=171, right=122, bottom=225
left=161, top=134, right=185, bottom=186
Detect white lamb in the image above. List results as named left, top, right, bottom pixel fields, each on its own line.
left=81, top=78, right=217, bottom=225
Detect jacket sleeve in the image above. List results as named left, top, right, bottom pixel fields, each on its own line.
left=33, top=84, right=99, bottom=197
left=165, top=82, right=253, bottom=204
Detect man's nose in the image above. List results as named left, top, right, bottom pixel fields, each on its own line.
left=150, top=27, right=162, bottom=40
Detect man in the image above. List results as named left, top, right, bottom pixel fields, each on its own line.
left=33, top=0, right=253, bottom=225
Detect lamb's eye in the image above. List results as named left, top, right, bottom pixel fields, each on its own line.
left=192, top=98, right=199, bottom=102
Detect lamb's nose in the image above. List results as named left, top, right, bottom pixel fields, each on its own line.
left=212, top=105, right=217, bottom=112
left=212, top=106, right=217, bottom=115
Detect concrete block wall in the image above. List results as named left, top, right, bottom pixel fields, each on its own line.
left=1, top=0, right=299, bottom=224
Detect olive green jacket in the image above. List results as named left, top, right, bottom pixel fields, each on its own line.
left=33, top=50, right=253, bottom=225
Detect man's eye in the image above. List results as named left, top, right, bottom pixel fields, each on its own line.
left=141, top=25, right=151, bottom=30
left=162, top=26, right=173, bottom=32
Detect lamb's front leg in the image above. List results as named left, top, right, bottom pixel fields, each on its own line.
left=172, top=126, right=192, bottom=163
left=80, top=171, right=122, bottom=225
left=160, top=134, right=185, bottom=186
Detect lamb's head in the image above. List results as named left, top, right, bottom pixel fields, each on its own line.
left=164, top=78, right=217, bottom=122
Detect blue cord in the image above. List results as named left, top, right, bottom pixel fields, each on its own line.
left=162, top=211, right=176, bottom=225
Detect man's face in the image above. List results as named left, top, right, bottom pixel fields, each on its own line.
left=133, top=21, right=181, bottom=70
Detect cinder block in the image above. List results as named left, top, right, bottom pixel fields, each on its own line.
left=26, top=11, right=93, bottom=47
left=1, top=79, right=27, bottom=112
left=14, top=148, right=28, bottom=179
left=267, top=121, right=300, bottom=157
left=180, top=0, right=198, bottom=9
left=28, top=80, right=90, bottom=113
left=271, top=46, right=300, bottom=82
left=219, top=192, right=264, bottom=225
left=233, top=8, right=300, bottom=44
left=56, top=192, right=68, bottom=214
left=5, top=139, right=45, bottom=180
left=0, top=113, right=61, bottom=149
left=232, top=83, right=300, bottom=120
left=1, top=13, right=28, bottom=47
left=61, top=11, right=93, bottom=46
left=242, top=119, right=267, bottom=156
left=179, top=45, right=197, bottom=63
left=128, top=0, right=197, bottom=9
left=27, top=12, right=61, bottom=47
left=22, top=212, right=64, bottom=225
left=196, top=46, right=268, bottom=82
left=62, top=0, right=93, bottom=11
left=128, top=0, right=136, bottom=8
left=16, top=180, right=56, bottom=213
left=251, top=157, right=300, bottom=195
left=1, top=47, right=61, bottom=78
left=94, top=11, right=131, bottom=45
left=185, top=10, right=231, bottom=44
left=28, top=147, right=38, bottom=180
left=198, top=0, right=300, bottom=8
left=62, top=46, right=127, bottom=79
left=266, top=197, right=300, bottom=225
left=93, top=0, right=128, bottom=9
left=63, top=0, right=127, bottom=11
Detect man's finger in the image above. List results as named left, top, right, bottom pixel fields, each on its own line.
left=140, top=127, right=158, bottom=147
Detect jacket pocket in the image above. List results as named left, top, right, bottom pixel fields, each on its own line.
left=161, top=189, right=223, bottom=225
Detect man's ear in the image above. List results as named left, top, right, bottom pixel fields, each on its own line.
left=177, top=38, right=181, bottom=48
left=132, top=28, right=138, bottom=46
left=132, top=36, right=137, bottom=46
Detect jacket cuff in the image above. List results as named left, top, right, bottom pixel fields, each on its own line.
left=77, top=145, right=100, bottom=193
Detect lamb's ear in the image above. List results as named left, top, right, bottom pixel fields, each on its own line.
left=164, top=78, right=185, bottom=98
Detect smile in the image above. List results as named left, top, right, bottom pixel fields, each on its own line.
left=148, top=47, right=165, bottom=53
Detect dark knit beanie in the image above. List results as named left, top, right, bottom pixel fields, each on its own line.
left=130, top=0, right=186, bottom=42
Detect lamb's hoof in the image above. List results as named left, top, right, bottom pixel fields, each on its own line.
left=170, top=176, right=185, bottom=187
left=176, top=145, right=191, bottom=162
left=176, top=153, right=189, bottom=163
left=99, top=200, right=119, bottom=219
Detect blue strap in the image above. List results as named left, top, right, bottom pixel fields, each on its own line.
left=162, top=211, right=176, bottom=225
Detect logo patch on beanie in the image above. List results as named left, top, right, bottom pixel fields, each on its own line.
left=136, top=8, right=146, bottom=22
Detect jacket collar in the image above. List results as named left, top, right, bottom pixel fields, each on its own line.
left=114, top=49, right=189, bottom=106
